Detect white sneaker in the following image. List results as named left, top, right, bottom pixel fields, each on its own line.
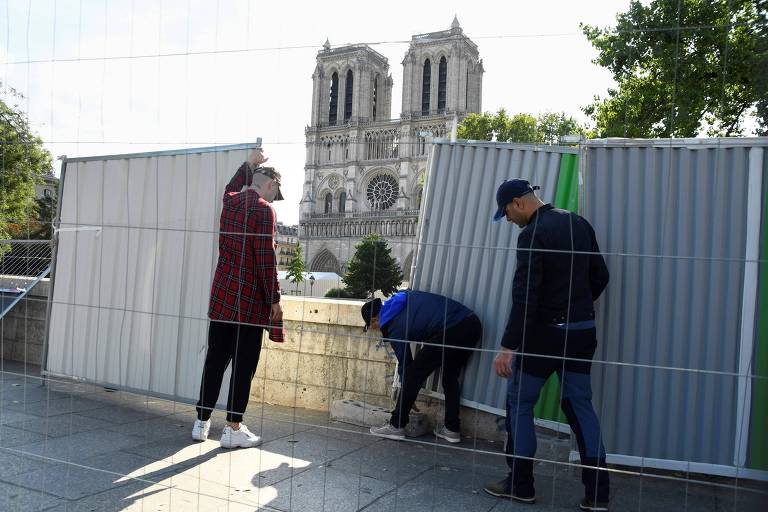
left=370, top=423, right=406, bottom=441
left=220, top=424, right=262, bottom=449
left=433, top=425, right=461, bottom=444
left=192, top=419, right=211, bottom=441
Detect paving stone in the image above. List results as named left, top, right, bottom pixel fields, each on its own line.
left=0, top=480, right=65, bottom=511
left=269, top=466, right=395, bottom=512
left=4, top=395, right=108, bottom=417
left=364, top=479, right=497, bottom=512
left=14, top=429, right=147, bottom=465
left=0, top=448, right=56, bottom=478
left=329, top=439, right=437, bottom=485
left=75, top=404, right=165, bottom=425
left=3, top=462, right=134, bottom=500
left=0, top=424, right=48, bottom=447
left=258, top=429, right=366, bottom=469
left=6, top=412, right=114, bottom=438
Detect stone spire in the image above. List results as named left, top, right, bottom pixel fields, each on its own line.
left=451, top=15, right=460, bottom=30
left=323, top=38, right=331, bottom=51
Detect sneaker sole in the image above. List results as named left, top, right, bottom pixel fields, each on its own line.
left=220, top=438, right=262, bottom=449
left=433, top=430, right=461, bottom=443
left=370, top=431, right=405, bottom=441
left=579, top=505, right=608, bottom=511
left=482, top=488, right=536, bottom=503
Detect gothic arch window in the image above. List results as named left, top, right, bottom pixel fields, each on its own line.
left=438, top=57, right=447, bottom=112
left=417, top=187, right=424, bottom=209
left=465, top=68, right=469, bottom=110
left=338, top=191, right=346, bottom=213
left=324, top=193, right=332, bottom=214
left=344, top=70, right=353, bottom=121
left=329, top=72, right=339, bottom=126
left=402, top=251, right=414, bottom=281
left=372, top=75, right=378, bottom=120
left=367, top=174, right=398, bottom=211
left=311, top=249, right=341, bottom=273
left=421, top=59, right=431, bottom=115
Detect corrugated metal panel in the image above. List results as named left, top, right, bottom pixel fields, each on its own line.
left=412, top=141, right=575, bottom=412
left=47, top=143, right=258, bottom=403
left=582, top=141, right=751, bottom=466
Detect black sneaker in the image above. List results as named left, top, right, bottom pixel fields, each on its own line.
left=579, top=498, right=609, bottom=511
left=483, top=477, right=536, bottom=504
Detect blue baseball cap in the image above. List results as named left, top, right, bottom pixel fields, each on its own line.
left=493, top=179, right=540, bottom=221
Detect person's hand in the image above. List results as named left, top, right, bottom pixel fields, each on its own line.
left=494, top=348, right=515, bottom=378
left=270, top=303, right=283, bottom=322
left=248, top=147, right=268, bottom=167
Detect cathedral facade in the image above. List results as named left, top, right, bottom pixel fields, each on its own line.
left=300, top=18, right=483, bottom=281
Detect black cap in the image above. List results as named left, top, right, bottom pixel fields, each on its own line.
left=493, top=179, right=540, bottom=221
left=254, top=166, right=284, bottom=201
left=360, top=298, right=382, bottom=331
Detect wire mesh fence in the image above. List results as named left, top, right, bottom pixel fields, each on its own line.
left=1, top=1, right=767, bottom=511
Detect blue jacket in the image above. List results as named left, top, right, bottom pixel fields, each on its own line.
left=381, top=290, right=473, bottom=344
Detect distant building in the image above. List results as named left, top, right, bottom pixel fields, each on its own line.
left=275, top=222, right=299, bottom=270
left=35, top=173, right=58, bottom=201
left=300, top=17, right=483, bottom=280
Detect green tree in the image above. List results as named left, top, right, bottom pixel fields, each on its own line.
left=342, top=234, right=403, bottom=298
left=1, top=83, right=53, bottom=242
left=581, top=0, right=768, bottom=137
left=458, top=109, right=585, bottom=144
left=286, top=245, right=305, bottom=294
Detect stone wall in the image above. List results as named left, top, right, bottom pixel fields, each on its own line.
left=252, top=296, right=504, bottom=440
left=0, top=278, right=49, bottom=367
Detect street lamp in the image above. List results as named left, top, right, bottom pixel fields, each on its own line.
left=309, top=273, right=315, bottom=296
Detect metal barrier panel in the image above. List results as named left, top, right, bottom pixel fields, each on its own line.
left=582, top=138, right=764, bottom=469
left=411, top=140, right=573, bottom=413
left=46, top=143, right=259, bottom=403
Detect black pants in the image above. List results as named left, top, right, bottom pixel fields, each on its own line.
left=390, top=314, right=481, bottom=432
left=196, top=320, right=263, bottom=423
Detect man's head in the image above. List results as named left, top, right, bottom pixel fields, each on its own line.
left=251, top=166, right=284, bottom=202
left=493, top=179, right=543, bottom=227
left=361, top=298, right=383, bottom=332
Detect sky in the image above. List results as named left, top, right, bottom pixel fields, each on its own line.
left=0, top=0, right=635, bottom=225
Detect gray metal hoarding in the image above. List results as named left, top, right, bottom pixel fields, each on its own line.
left=413, top=137, right=767, bottom=478
left=411, top=140, right=575, bottom=414
left=582, top=138, right=765, bottom=476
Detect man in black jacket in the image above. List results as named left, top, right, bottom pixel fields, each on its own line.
left=483, top=179, right=611, bottom=512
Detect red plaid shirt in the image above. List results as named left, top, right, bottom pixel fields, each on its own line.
left=208, top=163, right=282, bottom=337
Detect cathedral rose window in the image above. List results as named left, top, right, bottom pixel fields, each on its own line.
left=367, top=174, right=398, bottom=210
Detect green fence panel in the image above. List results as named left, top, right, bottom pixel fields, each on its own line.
left=534, top=152, right=579, bottom=424
left=749, top=168, right=768, bottom=470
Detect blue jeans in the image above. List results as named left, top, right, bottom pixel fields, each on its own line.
left=505, top=326, right=609, bottom=502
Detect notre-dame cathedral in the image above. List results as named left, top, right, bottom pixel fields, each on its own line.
left=300, top=17, right=483, bottom=281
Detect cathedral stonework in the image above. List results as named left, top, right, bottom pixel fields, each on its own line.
left=300, top=17, right=483, bottom=282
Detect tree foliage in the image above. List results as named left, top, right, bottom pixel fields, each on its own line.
left=342, top=234, right=403, bottom=298
left=1, top=83, right=53, bottom=240
left=581, top=0, right=768, bottom=137
left=286, top=245, right=305, bottom=293
left=457, top=109, right=586, bottom=144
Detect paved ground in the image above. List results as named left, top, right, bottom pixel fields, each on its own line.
left=0, top=361, right=764, bottom=511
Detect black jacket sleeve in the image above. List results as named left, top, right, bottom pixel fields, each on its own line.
left=501, top=226, right=545, bottom=350
left=588, top=225, right=609, bottom=301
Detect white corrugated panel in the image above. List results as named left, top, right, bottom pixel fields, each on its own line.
left=47, top=143, right=260, bottom=402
